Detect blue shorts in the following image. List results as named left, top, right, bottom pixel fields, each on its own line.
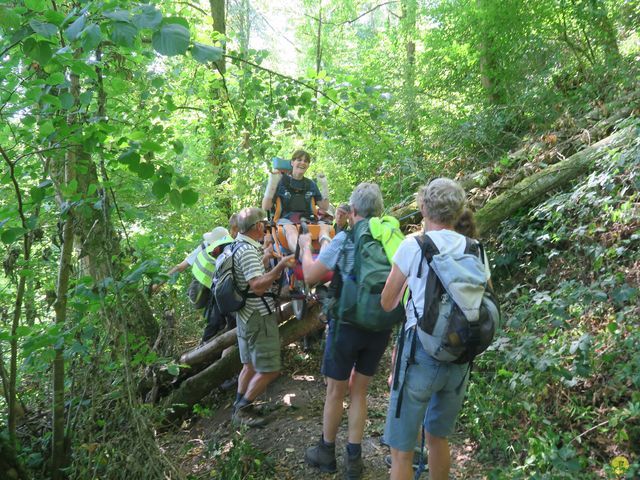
left=384, top=327, right=469, bottom=451
left=321, top=318, right=391, bottom=381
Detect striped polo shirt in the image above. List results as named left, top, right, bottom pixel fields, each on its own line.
left=233, top=233, right=277, bottom=323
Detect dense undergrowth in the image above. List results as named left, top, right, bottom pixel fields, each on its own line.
left=461, top=129, right=640, bottom=478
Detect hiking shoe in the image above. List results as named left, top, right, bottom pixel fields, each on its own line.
left=344, top=451, right=364, bottom=480
left=219, top=374, right=238, bottom=391
left=231, top=405, right=266, bottom=428
left=304, top=437, right=337, bottom=473
left=384, top=451, right=426, bottom=471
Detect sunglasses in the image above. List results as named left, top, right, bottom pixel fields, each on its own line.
left=252, top=220, right=269, bottom=233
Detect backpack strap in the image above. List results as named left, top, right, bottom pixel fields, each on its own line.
left=415, top=234, right=443, bottom=335
left=231, top=241, right=275, bottom=315
left=415, top=234, right=439, bottom=278
left=393, top=325, right=418, bottom=419
left=463, top=236, right=481, bottom=256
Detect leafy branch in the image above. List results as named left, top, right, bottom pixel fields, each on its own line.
left=224, top=53, right=394, bottom=148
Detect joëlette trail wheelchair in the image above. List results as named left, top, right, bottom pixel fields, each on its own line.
left=267, top=189, right=335, bottom=320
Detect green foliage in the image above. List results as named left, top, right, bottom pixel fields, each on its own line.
left=207, top=432, right=276, bottom=480
left=460, top=135, right=640, bottom=477
left=1, top=0, right=638, bottom=478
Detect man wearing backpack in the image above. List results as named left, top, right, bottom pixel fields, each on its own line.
left=380, top=178, right=493, bottom=480
left=298, top=183, right=403, bottom=480
left=230, top=207, right=295, bottom=428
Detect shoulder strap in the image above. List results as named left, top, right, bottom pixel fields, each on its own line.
left=352, top=220, right=371, bottom=276
left=415, top=234, right=439, bottom=278
left=463, top=236, right=481, bottom=257
left=414, top=234, right=443, bottom=335
left=231, top=240, right=276, bottom=314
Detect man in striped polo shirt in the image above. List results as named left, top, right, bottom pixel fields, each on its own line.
left=232, top=207, right=295, bottom=427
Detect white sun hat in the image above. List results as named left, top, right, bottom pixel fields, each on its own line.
left=203, top=226, right=231, bottom=244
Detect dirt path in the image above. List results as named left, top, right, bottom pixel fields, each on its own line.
left=164, top=341, right=486, bottom=479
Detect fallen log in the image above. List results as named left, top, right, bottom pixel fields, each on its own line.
left=475, top=123, right=637, bottom=235
left=179, top=327, right=236, bottom=368
left=392, top=121, right=635, bottom=236
left=163, top=304, right=323, bottom=422
left=179, top=302, right=293, bottom=369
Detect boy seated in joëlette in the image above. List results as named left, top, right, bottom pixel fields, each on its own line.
left=262, top=149, right=332, bottom=253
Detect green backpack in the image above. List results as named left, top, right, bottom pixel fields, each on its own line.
left=332, top=218, right=406, bottom=331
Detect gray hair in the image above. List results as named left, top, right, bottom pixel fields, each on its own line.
left=229, top=213, right=239, bottom=229
left=349, top=182, right=383, bottom=218
left=417, top=178, right=465, bottom=225
left=237, top=207, right=266, bottom=233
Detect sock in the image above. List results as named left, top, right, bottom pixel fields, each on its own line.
left=321, top=435, right=335, bottom=448
left=346, top=442, right=361, bottom=457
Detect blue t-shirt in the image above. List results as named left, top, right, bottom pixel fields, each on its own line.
left=317, top=231, right=355, bottom=280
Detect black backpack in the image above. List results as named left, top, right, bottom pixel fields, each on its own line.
left=212, top=241, right=276, bottom=315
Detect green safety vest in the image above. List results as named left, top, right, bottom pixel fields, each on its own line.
left=191, top=235, right=234, bottom=287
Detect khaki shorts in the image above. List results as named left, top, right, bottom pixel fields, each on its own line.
left=236, top=311, right=281, bottom=373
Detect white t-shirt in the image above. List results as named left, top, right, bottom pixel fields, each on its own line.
left=393, top=229, right=491, bottom=330
left=185, top=242, right=208, bottom=266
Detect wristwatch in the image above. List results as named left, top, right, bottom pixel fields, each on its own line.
left=319, top=234, right=332, bottom=245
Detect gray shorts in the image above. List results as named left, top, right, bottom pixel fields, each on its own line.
left=236, top=311, right=281, bottom=373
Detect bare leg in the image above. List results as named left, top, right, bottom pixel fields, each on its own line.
left=426, top=432, right=450, bottom=480
left=322, top=378, right=349, bottom=442
left=237, top=363, right=255, bottom=397
left=283, top=224, right=299, bottom=253
left=390, top=448, right=414, bottom=480
left=347, top=370, right=372, bottom=443
left=244, top=370, right=280, bottom=402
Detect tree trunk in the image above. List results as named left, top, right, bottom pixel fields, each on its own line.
left=209, top=0, right=226, bottom=74
left=587, top=0, right=620, bottom=62
left=238, top=0, right=251, bottom=57
left=0, top=147, right=29, bottom=447
left=208, top=0, right=228, bottom=172
left=477, top=0, right=502, bottom=104
left=0, top=432, right=28, bottom=480
left=475, top=124, right=637, bottom=235
left=401, top=0, right=417, bottom=138
left=51, top=70, right=79, bottom=480
left=163, top=305, right=323, bottom=422
left=46, top=52, right=158, bottom=344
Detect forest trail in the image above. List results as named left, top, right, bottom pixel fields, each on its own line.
left=164, top=341, right=486, bottom=479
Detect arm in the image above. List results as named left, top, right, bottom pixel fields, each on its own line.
left=151, top=260, right=189, bottom=294
left=298, top=233, right=331, bottom=284
left=248, top=254, right=295, bottom=296
left=167, top=260, right=189, bottom=276
left=381, top=264, right=407, bottom=312
left=262, top=234, right=277, bottom=268
left=261, top=196, right=273, bottom=212
left=315, top=173, right=330, bottom=211
left=262, top=172, right=282, bottom=212
left=318, top=198, right=330, bottom=211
